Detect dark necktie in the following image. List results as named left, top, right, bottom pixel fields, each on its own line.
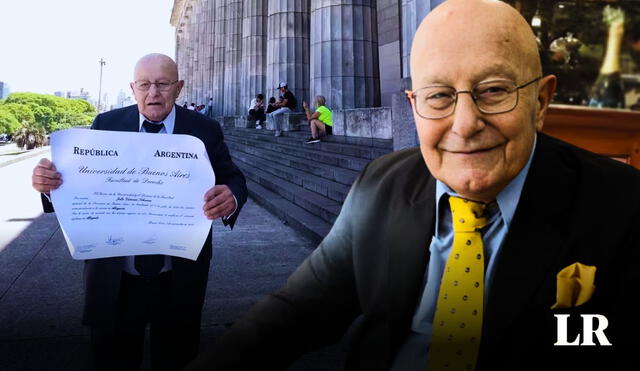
left=142, top=120, right=165, bottom=133
left=135, top=120, right=165, bottom=278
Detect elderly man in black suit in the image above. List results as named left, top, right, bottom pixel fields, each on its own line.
left=186, top=1, right=639, bottom=370
left=31, top=53, right=247, bottom=371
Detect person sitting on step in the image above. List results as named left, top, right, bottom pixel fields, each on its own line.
left=248, top=94, right=266, bottom=129
left=268, top=83, right=298, bottom=137
left=265, top=97, right=278, bottom=114
left=303, top=95, right=333, bottom=144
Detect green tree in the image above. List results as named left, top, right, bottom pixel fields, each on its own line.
left=51, top=111, right=93, bottom=131
left=0, top=108, right=20, bottom=134
left=1, top=103, right=35, bottom=125
left=32, top=105, right=54, bottom=129
left=1, top=92, right=96, bottom=133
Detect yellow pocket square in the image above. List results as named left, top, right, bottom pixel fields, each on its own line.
left=550, top=262, right=596, bottom=309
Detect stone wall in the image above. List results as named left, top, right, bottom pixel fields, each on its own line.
left=332, top=107, right=392, bottom=139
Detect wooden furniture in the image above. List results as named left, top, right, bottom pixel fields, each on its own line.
left=542, top=104, right=640, bottom=169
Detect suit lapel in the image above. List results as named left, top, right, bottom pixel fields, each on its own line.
left=121, top=105, right=140, bottom=132
left=480, top=134, right=577, bottom=358
left=172, top=105, right=194, bottom=136
left=388, top=170, right=437, bottom=350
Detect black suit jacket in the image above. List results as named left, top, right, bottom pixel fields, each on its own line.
left=43, top=104, right=247, bottom=327
left=187, top=133, right=640, bottom=370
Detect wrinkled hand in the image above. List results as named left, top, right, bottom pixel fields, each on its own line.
left=203, top=185, right=235, bottom=220
left=32, top=158, right=62, bottom=194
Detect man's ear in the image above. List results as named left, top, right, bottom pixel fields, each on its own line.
left=176, top=80, right=185, bottom=96
left=534, top=75, right=557, bottom=131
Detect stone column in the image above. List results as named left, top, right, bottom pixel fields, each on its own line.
left=184, top=12, right=193, bottom=102
left=240, top=0, right=268, bottom=113
left=175, top=31, right=186, bottom=104
left=177, top=9, right=187, bottom=103
left=193, top=1, right=203, bottom=104
left=205, top=0, right=215, bottom=103
left=173, top=0, right=199, bottom=106
left=201, top=2, right=209, bottom=104
left=223, top=0, right=243, bottom=116
left=266, top=0, right=310, bottom=110
left=212, top=0, right=227, bottom=116
left=400, top=0, right=444, bottom=79
left=377, top=0, right=402, bottom=107
left=310, top=0, right=380, bottom=110
left=198, top=0, right=211, bottom=104
left=185, top=5, right=196, bottom=103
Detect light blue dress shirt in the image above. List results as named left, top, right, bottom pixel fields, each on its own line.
left=391, top=137, right=537, bottom=370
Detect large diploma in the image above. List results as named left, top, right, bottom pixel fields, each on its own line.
left=50, top=128, right=215, bottom=261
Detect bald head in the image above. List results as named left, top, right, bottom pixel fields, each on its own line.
left=411, top=0, right=541, bottom=86
left=131, top=53, right=184, bottom=122
left=134, top=53, right=179, bottom=81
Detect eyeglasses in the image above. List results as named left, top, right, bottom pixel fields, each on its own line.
left=406, top=76, right=542, bottom=119
left=133, top=80, right=179, bottom=91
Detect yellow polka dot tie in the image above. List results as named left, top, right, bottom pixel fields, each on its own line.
left=427, top=196, right=488, bottom=371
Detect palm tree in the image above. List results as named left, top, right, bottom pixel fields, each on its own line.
left=14, top=121, right=47, bottom=150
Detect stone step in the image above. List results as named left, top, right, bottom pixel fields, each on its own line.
left=291, top=127, right=393, bottom=150
left=230, top=148, right=351, bottom=203
left=223, top=124, right=392, bottom=242
left=243, top=179, right=331, bottom=244
left=224, top=127, right=391, bottom=160
left=231, top=116, right=393, bottom=150
left=225, top=134, right=372, bottom=172
left=226, top=139, right=359, bottom=186
left=235, top=161, right=342, bottom=225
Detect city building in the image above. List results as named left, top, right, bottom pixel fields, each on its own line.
left=66, top=88, right=91, bottom=101
left=114, top=89, right=134, bottom=109
left=98, top=93, right=109, bottom=112
left=0, top=81, right=10, bottom=99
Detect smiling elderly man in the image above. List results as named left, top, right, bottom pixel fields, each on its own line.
left=32, top=53, right=247, bottom=371
left=186, top=1, right=639, bottom=370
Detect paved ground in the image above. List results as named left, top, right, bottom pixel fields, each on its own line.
left=0, top=145, right=347, bottom=370
left=0, top=142, right=50, bottom=169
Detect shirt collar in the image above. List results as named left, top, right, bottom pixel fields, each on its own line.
left=434, top=134, right=537, bottom=232
left=138, top=105, right=176, bottom=134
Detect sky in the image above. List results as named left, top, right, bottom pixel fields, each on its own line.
left=0, top=0, right=176, bottom=107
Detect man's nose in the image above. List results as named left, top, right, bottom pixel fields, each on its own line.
left=148, top=83, right=161, bottom=95
left=450, top=92, right=485, bottom=138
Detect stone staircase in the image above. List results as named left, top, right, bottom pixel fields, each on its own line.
left=222, top=123, right=393, bottom=243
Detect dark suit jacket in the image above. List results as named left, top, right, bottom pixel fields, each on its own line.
left=187, top=133, right=640, bottom=371
left=43, top=104, right=247, bottom=327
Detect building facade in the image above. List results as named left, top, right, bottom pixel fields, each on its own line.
left=0, top=82, right=10, bottom=99
left=171, top=0, right=445, bottom=120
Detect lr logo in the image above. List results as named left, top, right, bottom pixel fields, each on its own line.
left=554, top=314, right=612, bottom=346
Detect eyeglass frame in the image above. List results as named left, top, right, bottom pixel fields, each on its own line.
left=405, top=76, right=542, bottom=119
left=132, top=80, right=180, bottom=92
